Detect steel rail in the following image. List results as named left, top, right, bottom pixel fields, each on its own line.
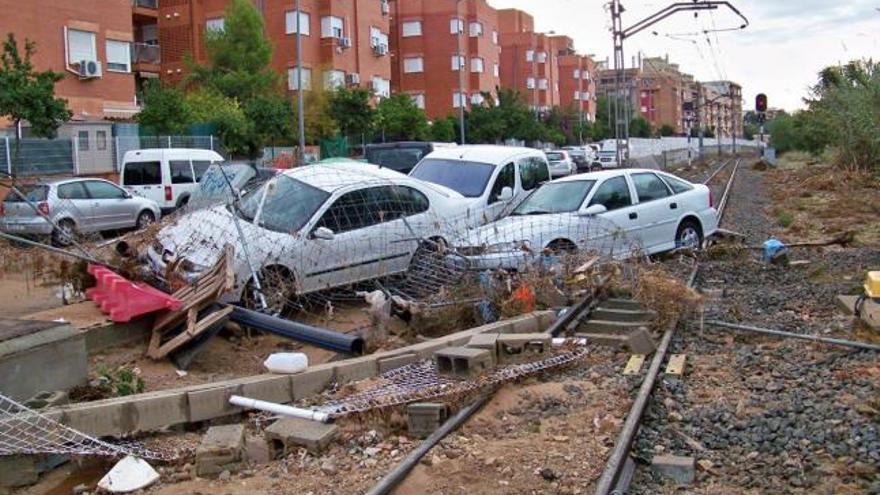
left=706, top=320, right=880, bottom=352
left=701, top=157, right=733, bottom=185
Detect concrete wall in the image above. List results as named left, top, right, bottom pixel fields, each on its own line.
left=0, top=323, right=87, bottom=402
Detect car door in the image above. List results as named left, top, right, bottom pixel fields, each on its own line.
left=482, top=162, right=516, bottom=224
left=629, top=171, right=677, bottom=252
left=121, top=161, right=163, bottom=204
left=169, top=158, right=196, bottom=206
left=583, top=174, right=641, bottom=257
left=83, top=180, right=135, bottom=230
left=54, top=182, right=95, bottom=232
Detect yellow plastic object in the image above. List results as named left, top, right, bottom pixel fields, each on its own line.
left=866, top=271, right=880, bottom=300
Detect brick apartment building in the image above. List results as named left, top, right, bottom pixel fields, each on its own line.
left=497, top=9, right=562, bottom=112
left=553, top=35, right=597, bottom=123
left=701, top=80, right=743, bottom=138
left=388, top=0, right=500, bottom=119
left=160, top=0, right=392, bottom=100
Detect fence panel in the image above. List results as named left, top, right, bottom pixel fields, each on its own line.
left=113, top=135, right=221, bottom=170
left=1, top=138, right=75, bottom=177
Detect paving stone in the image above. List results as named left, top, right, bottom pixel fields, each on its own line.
left=264, top=417, right=338, bottom=455
left=651, top=454, right=695, bottom=484
left=434, top=347, right=494, bottom=378
left=496, top=333, right=551, bottom=364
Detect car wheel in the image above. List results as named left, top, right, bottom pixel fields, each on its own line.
left=547, top=239, right=577, bottom=255
left=241, top=266, right=295, bottom=316
left=136, top=210, right=155, bottom=230
left=675, top=220, right=703, bottom=250
left=52, top=219, right=76, bottom=247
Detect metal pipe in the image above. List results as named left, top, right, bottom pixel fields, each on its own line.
left=229, top=305, right=365, bottom=355
left=365, top=393, right=492, bottom=495
left=229, top=395, right=330, bottom=422
left=706, top=320, right=880, bottom=352
left=594, top=264, right=699, bottom=495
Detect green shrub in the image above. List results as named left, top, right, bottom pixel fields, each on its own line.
left=777, top=211, right=795, bottom=228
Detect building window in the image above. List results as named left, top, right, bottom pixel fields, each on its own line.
left=96, top=130, right=107, bottom=151
left=402, top=21, right=422, bottom=37
left=449, top=18, right=464, bottom=34
left=105, top=40, right=130, bottom=72
left=285, top=10, right=311, bottom=35
left=469, top=21, right=483, bottom=37
left=67, top=29, right=96, bottom=64
left=323, top=69, right=345, bottom=89
left=321, top=16, right=344, bottom=38
left=574, top=91, right=580, bottom=101
left=471, top=93, right=485, bottom=105
left=470, top=57, right=484, bottom=73
left=287, top=66, right=312, bottom=90
left=371, top=77, right=390, bottom=98
left=206, top=18, right=225, bottom=32
left=77, top=131, right=89, bottom=151
left=411, top=93, right=425, bottom=109
left=403, top=57, right=424, bottom=73
left=492, top=30, right=498, bottom=45
left=453, top=92, right=467, bottom=108
left=536, top=51, right=547, bottom=63
left=526, top=77, right=536, bottom=89
left=525, top=50, right=534, bottom=62
left=451, top=55, right=466, bottom=71
left=537, top=78, right=548, bottom=90
left=370, top=27, right=388, bottom=49
left=573, top=69, right=581, bottom=79
left=494, top=63, right=499, bottom=77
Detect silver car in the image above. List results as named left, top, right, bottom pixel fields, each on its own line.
left=0, top=178, right=161, bottom=246
left=545, top=150, right=576, bottom=178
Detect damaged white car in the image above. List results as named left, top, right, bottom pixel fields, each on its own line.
left=453, top=169, right=718, bottom=271
left=147, top=160, right=468, bottom=311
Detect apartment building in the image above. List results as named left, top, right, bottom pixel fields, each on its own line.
left=702, top=80, right=743, bottom=137
left=553, top=36, right=597, bottom=123
left=389, top=0, right=500, bottom=119
left=159, top=0, right=392, bottom=99
left=497, top=9, right=561, bottom=112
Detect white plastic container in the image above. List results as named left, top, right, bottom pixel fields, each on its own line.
left=263, top=352, right=309, bottom=374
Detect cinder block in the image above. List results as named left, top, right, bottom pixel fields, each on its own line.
left=128, top=391, right=188, bottom=432
left=592, top=308, right=656, bottom=323
left=496, top=333, right=551, bottom=364
left=240, top=375, right=293, bottom=405
left=580, top=319, right=645, bottom=335
left=434, top=347, right=494, bottom=378
left=377, top=352, right=419, bottom=374
left=291, top=363, right=335, bottom=401
left=196, top=424, right=246, bottom=477
left=407, top=402, right=448, bottom=438
left=334, top=356, right=378, bottom=384
left=264, top=417, right=338, bottom=455
left=466, top=333, right=499, bottom=357
left=188, top=384, right=243, bottom=423
left=626, top=327, right=656, bottom=354
left=651, top=454, right=695, bottom=484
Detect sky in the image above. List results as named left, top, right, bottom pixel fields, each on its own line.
left=489, top=0, right=880, bottom=111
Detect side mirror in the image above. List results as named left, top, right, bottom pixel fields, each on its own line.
left=123, top=191, right=132, bottom=199
left=312, top=226, right=335, bottom=241
left=499, top=186, right=514, bottom=201
left=579, top=204, right=607, bottom=217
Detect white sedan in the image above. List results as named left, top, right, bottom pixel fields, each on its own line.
left=453, top=169, right=718, bottom=271
left=147, top=160, right=468, bottom=311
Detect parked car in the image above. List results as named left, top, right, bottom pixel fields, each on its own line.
left=147, top=160, right=469, bottom=312
left=120, top=148, right=225, bottom=213
left=365, top=142, right=457, bottom=174
left=562, top=146, right=591, bottom=172
left=0, top=178, right=161, bottom=246
left=452, top=169, right=717, bottom=271
left=188, top=162, right=279, bottom=208
left=597, top=140, right=628, bottom=169
left=545, top=150, right=577, bottom=177
left=408, top=145, right=551, bottom=226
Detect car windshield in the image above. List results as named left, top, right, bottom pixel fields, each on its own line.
left=367, top=147, right=428, bottom=173
left=546, top=152, right=564, bottom=161
left=238, top=175, right=330, bottom=234
left=512, top=180, right=596, bottom=215
left=3, top=185, right=48, bottom=202
left=409, top=158, right=494, bottom=198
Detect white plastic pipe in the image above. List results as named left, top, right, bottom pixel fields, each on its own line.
left=229, top=395, right=330, bottom=423
left=552, top=337, right=588, bottom=347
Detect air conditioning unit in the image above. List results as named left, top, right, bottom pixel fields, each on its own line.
left=78, top=59, right=102, bottom=79
left=339, top=37, right=352, bottom=49
left=373, top=44, right=388, bottom=56
left=346, top=73, right=361, bottom=85
left=380, top=0, right=389, bottom=15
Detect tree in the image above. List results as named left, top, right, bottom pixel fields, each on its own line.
left=658, top=124, right=675, bottom=137
left=244, top=93, right=294, bottom=149
left=327, top=87, right=375, bottom=139
left=430, top=117, right=456, bottom=142
left=0, top=33, right=71, bottom=175
left=629, top=117, right=652, bottom=138
left=375, top=94, right=429, bottom=141
left=136, top=80, right=190, bottom=135
left=185, top=89, right=254, bottom=157
left=300, top=88, right=337, bottom=144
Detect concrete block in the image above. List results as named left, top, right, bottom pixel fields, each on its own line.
left=651, top=454, right=695, bottom=484
left=536, top=311, right=558, bottom=331
left=434, top=347, right=493, bottom=378
left=61, top=399, right=130, bottom=438
left=377, top=352, right=419, bottom=374
left=601, top=298, right=644, bottom=311
left=580, top=319, right=645, bottom=335
left=264, top=417, right=338, bottom=455
left=128, top=391, right=188, bottom=432
left=196, top=424, right=245, bottom=477
left=0, top=455, right=38, bottom=488
left=245, top=435, right=273, bottom=464
left=407, top=402, right=448, bottom=439
left=407, top=340, right=452, bottom=359
left=592, top=308, right=656, bottom=323
left=334, top=355, right=378, bottom=384
left=626, top=327, right=656, bottom=355
left=466, top=333, right=499, bottom=357
left=291, top=363, right=336, bottom=401
left=240, top=375, right=293, bottom=405
left=496, top=333, right=551, bottom=364
left=188, top=384, right=243, bottom=423
left=508, top=316, right=541, bottom=334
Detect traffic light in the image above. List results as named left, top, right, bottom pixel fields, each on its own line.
left=756, top=93, right=768, bottom=113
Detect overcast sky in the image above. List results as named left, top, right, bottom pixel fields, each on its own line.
left=490, top=0, right=880, bottom=111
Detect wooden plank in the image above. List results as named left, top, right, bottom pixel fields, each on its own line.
left=573, top=256, right=600, bottom=275
left=150, top=306, right=233, bottom=359
left=665, top=354, right=687, bottom=375
left=623, top=354, right=646, bottom=375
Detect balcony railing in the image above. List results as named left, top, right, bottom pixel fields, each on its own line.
left=132, top=0, right=158, bottom=9
left=131, top=43, right=160, bottom=65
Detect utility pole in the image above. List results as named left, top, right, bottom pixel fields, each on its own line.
left=457, top=2, right=466, bottom=144
left=696, top=82, right=704, bottom=159
left=717, top=104, right=722, bottom=157
left=295, top=0, right=306, bottom=165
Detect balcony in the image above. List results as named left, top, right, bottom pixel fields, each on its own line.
left=131, top=43, right=160, bottom=72
left=132, top=0, right=158, bottom=8
left=132, top=0, right=158, bottom=22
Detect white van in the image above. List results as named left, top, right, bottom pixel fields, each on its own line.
left=120, top=149, right=224, bottom=212
left=409, top=145, right=551, bottom=226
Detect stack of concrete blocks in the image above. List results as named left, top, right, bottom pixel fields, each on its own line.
left=577, top=299, right=657, bottom=354
left=407, top=402, right=448, bottom=438
left=264, top=417, right=339, bottom=455
left=196, top=424, right=246, bottom=477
